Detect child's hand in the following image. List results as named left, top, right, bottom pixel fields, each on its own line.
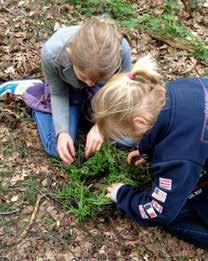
left=57, top=132, right=75, bottom=164
left=85, top=124, right=104, bottom=158
left=127, top=150, right=146, bottom=166
left=106, top=183, right=124, bottom=202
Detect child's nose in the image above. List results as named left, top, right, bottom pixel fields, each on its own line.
left=86, top=80, right=95, bottom=87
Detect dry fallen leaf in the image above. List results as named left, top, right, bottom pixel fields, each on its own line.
left=10, top=194, right=19, bottom=202
left=4, top=66, right=15, bottom=74
left=22, top=205, right=34, bottom=215
left=10, top=171, right=28, bottom=185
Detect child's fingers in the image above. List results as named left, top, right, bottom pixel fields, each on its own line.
left=127, top=150, right=140, bottom=164
left=85, top=140, right=103, bottom=157
left=107, top=186, right=113, bottom=193
left=106, top=193, right=112, bottom=199
left=85, top=126, right=96, bottom=157
left=57, top=133, right=75, bottom=161
left=135, top=158, right=146, bottom=166
left=63, top=145, right=74, bottom=162
left=85, top=141, right=94, bottom=158
left=59, top=147, right=74, bottom=164
left=85, top=136, right=92, bottom=157
left=57, top=144, right=73, bottom=164
left=96, top=142, right=102, bottom=152
left=127, top=150, right=147, bottom=166
left=85, top=145, right=90, bottom=158
left=92, top=140, right=102, bottom=153
left=85, top=134, right=90, bottom=153
left=67, top=140, right=75, bottom=158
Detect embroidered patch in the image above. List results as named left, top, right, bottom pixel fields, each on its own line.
left=144, top=203, right=157, bottom=219
left=159, top=178, right=172, bottom=191
left=188, top=188, right=202, bottom=199
left=152, top=187, right=167, bottom=203
left=139, top=205, right=149, bottom=219
left=151, top=199, right=163, bottom=213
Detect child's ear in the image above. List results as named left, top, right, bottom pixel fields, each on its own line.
left=133, top=116, right=148, bottom=128
left=66, top=47, right=72, bottom=57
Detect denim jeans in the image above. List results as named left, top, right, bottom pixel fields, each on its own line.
left=32, top=105, right=82, bottom=157
left=32, top=83, right=100, bottom=157
left=164, top=201, right=208, bottom=248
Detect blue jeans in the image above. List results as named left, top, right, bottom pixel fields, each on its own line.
left=32, top=105, right=82, bottom=157
left=32, top=83, right=103, bottom=157
left=164, top=202, right=208, bottom=248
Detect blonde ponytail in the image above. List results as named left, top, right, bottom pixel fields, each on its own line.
left=93, top=55, right=166, bottom=142
left=129, top=55, right=160, bottom=83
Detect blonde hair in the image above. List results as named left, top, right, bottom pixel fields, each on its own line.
left=70, top=16, right=122, bottom=81
left=92, top=55, right=166, bottom=141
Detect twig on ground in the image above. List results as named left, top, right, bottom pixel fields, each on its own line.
left=33, top=186, right=68, bottom=209
left=19, top=194, right=42, bottom=239
left=1, top=186, right=67, bottom=246
left=150, top=33, right=194, bottom=52
left=4, top=194, right=43, bottom=247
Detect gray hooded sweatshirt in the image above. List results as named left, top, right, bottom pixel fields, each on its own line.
left=41, top=26, right=132, bottom=136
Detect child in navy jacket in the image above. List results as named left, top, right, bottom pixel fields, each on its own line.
left=93, top=55, right=208, bottom=247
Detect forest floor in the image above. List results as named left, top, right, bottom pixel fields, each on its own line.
left=0, top=0, right=208, bottom=260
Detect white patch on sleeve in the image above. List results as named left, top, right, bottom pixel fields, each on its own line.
left=144, top=203, right=157, bottom=219
left=152, top=187, right=167, bottom=203
left=151, top=199, right=163, bottom=213
left=159, top=178, right=172, bottom=191
left=138, top=205, right=149, bottom=219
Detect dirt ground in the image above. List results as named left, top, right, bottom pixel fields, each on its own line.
left=0, top=0, right=208, bottom=260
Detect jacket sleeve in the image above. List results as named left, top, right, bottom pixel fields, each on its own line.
left=115, top=160, right=202, bottom=226
left=41, top=46, right=70, bottom=136
left=120, top=38, right=132, bottom=72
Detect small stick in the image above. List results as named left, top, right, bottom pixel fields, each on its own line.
left=18, top=194, right=42, bottom=239
left=3, top=195, right=43, bottom=247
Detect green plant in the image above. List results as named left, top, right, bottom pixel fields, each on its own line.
left=138, top=14, right=208, bottom=61
left=163, top=0, right=182, bottom=14
left=163, top=0, right=199, bottom=15
left=58, top=144, right=151, bottom=221
left=22, top=177, right=39, bottom=206
left=67, top=0, right=138, bottom=28
left=0, top=183, right=14, bottom=213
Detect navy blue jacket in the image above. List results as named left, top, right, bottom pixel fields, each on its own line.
left=116, top=77, right=208, bottom=226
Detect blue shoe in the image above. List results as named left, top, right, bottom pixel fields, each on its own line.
left=0, top=79, right=42, bottom=101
